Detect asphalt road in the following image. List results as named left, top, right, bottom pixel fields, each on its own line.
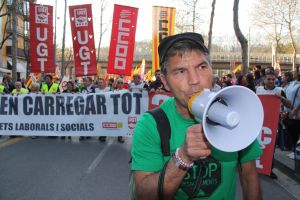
left=0, top=136, right=299, bottom=200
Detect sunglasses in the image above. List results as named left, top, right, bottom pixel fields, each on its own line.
left=118, top=82, right=123, bottom=84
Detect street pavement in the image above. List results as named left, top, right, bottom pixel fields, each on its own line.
left=0, top=136, right=299, bottom=200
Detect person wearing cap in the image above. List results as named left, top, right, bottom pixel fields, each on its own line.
left=131, top=32, right=262, bottom=199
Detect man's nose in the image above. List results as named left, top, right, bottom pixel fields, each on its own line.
left=188, top=70, right=200, bottom=85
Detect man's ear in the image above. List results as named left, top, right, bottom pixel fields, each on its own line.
left=160, top=74, right=170, bottom=91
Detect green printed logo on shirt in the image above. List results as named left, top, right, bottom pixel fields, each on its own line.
left=181, top=156, right=221, bottom=198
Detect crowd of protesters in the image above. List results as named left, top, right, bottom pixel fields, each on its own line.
left=1, top=66, right=299, bottom=167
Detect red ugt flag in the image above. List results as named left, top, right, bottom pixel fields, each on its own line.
left=69, top=4, right=97, bottom=77
left=29, top=3, right=54, bottom=73
left=108, top=5, right=138, bottom=76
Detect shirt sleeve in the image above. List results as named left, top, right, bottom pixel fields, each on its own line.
left=238, top=139, right=262, bottom=163
left=131, top=112, right=165, bottom=172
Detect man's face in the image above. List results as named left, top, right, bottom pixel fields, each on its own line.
left=133, top=75, right=140, bottom=84
left=15, top=82, right=22, bottom=90
left=45, top=76, right=52, bottom=84
left=98, top=80, right=105, bottom=89
left=264, top=74, right=276, bottom=89
left=155, top=71, right=161, bottom=81
left=161, top=50, right=213, bottom=111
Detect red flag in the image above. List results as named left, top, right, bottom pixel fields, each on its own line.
left=256, top=95, right=281, bottom=175
left=107, top=5, right=139, bottom=76
left=29, top=3, right=54, bottom=73
left=69, top=4, right=97, bottom=77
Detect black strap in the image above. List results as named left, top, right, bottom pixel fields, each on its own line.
left=158, top=161, right=168, bottom=200
left=147, top=107, right=171, bottom=200
left=147, top=108, right=171, bottom=156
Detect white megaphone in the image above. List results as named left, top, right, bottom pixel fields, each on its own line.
left=188, top=86, right=264, bottom=152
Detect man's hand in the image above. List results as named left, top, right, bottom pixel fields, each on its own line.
left=180, top=124, right=211, bottom=163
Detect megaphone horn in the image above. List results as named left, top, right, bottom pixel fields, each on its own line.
left=188, top=86, right=264, bottom=152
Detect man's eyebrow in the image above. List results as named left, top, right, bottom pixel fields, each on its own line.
left=196, top=61, right=209, bottom=66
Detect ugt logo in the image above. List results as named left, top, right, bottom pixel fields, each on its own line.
left=35, top=6, right=48, bottom=24
left=74, top=8, right=88, bottom=27
left=128, top=116, right=137, bottom=130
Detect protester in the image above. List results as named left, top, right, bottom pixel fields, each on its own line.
left=80, top=77, right=96, bottom=140
left=41, top=74, right=60, bottom=93
left=256, top=70, right=292, bottom=179
left=245, top=73, right=256, bottom=92
left=129, top=74, right=148, bottom=92
left=211, top=76, right=221, bottom=92
left=148, top=69, right=166, bottom=91
left=95, top=78, right=110, bottom=93
left=131, top=32, right=262, bottom=199
left=81, top=76, right=96, bottom=94
left=63, top=81, right=78, bottom=93
left=234, top=70, right=242, bottom=85
left=11, top=81, right=28, bottom=94
left=224, top=73, right=234, bottom=86
left=30, top=83, right=41, bottom=94
left=279, top=71, right=294, bottom=151
left=114, top=78, right=127, bottom=143
left=3, top=74, right=15, bottom=93
left=95, top=78, right=110, bottom=142
left=0, top=80, right=5, bottom=94
left=284, top=67, right=300, bottom=159
left=254, top=69, right=263, bottom=87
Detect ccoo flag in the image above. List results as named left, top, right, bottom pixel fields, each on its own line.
left=107, top=4, right=139, bottom=76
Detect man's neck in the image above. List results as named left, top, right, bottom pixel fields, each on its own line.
left=175, top=101, right=193, bottom=119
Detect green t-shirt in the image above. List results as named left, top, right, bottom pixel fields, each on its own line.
left=131, top=97, right=262, bottom=199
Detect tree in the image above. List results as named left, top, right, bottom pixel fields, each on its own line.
left=96, top=0, right=111, bottom=63
left=0, top=1, right=11, bottom=50
left=233, top=0, right=248, bottom=75
left=176, top=0, right=204, bottom=33
left=250, top=0, right=299, bottom=70
left=207, top=0, right=216, bottom=53
left=280, top=0, right=299, bottom=71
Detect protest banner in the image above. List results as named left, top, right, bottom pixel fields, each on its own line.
left=0, top=91, right=171, bottom=137
left=69, top=4, right=97, bottom=76
left=107, top=5, right=138, bottom=76
left=256, top=95, right=281, bottom=175
left=29, top=3, right=54, bottom=73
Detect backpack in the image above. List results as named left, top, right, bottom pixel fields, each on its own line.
left=129, top=107, right=171, bottom=200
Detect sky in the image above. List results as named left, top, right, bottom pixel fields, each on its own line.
left=36, top=0, right=252, bottom=48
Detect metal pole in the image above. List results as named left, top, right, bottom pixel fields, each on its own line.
left=54, top=0, right=57, bottom=75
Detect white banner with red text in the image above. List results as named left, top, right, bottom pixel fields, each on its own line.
left=0, top=91, right=172, bottom=137
left=29, top=3, right=54, bottom=73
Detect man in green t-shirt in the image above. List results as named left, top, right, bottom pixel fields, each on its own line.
left=131, top=32, right=262, bottom=200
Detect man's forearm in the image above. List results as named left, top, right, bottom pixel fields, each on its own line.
left=135, top=160, right=187, bottom=200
